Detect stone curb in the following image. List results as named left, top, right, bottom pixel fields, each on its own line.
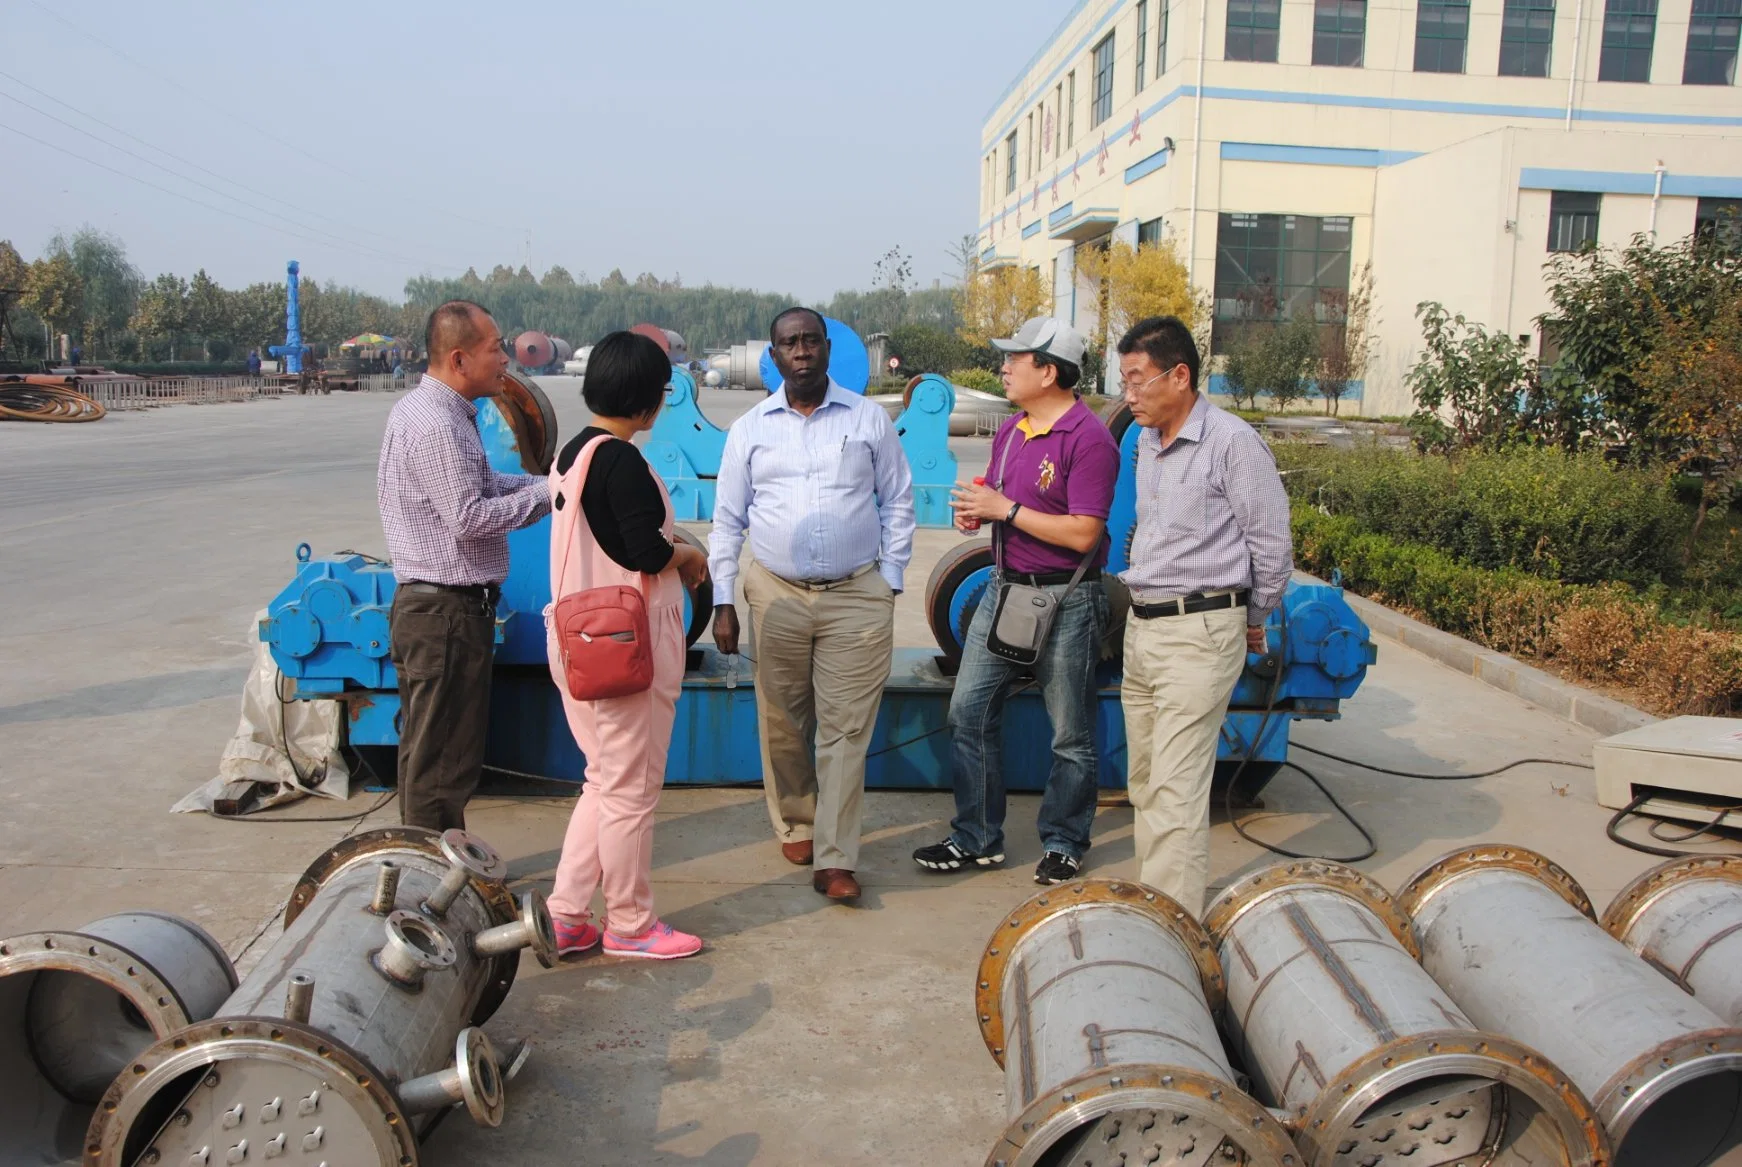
left=1307, top=577, right=1657, bottom=738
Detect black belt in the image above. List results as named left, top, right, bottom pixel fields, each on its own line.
left=1130, top=589, right=1248, bottom=619
left=1002, top=568, right=1102, bottom=586
left=400, top=580, right=501, bottom=606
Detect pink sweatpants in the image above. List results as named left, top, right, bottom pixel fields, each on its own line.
left=546, top=599, right=685, bottom=938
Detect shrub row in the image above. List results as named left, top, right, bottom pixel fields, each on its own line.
left=1293, top=506, right=1742, bottom=716
left=1273, top=443, right=1689, bottom=589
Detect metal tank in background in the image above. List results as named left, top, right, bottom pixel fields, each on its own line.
left=1398, top=844, right=1742, bottom=1167
left=84, top=827, right=556, bottom=1167
left=0, top=912, right=237, bottom=1166
left=1204, top=860, right=1608, bottom=1166
left=1602, top=855, right=1742, bottom=1026
left=974, top=879, right=1299, bottom=1167
left=707, top=340, right=771, bottom=390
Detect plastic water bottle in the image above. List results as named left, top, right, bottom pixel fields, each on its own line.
left=962, top=477, right=987, bottom=532
left=725, top=652, right=738, bottom=691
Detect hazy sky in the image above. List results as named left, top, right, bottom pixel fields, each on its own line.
left=1, top=0, right=1070, bottom=301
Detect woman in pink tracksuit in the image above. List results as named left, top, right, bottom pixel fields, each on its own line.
left=544, top=331, right=708, bottom=960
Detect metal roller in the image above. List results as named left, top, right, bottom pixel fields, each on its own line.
left=1602, top=856, right=1742, bottom=1026
left=494, top=370, right=559, bottom=475
left=0, top=912, right=236, bottom=1167
left=975, top=878, right=1300, bottom=1167
left=1205, top=860, right=1608, bottom=1167
left=1398, top=844, right=1742, bottom=1167
left=85, top=827, right=555, bottom=1166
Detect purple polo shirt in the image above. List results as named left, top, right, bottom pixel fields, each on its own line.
left=988, top=398, right=1120, bottom=574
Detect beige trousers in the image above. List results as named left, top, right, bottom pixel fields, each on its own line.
left=742, top=558, right=895, bottom=872
left=1121, top=606, right=1249, bottom=917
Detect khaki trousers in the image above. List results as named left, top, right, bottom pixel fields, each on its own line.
left=1121, top=606, right=1249, bottom=917
left=742, top=558, right=895, bottom=872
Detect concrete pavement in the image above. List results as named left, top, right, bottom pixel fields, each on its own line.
left=0, top=387, right=1687, bottom=1166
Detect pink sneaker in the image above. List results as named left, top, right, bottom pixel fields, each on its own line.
left=602, top=919, right=703, bottom=960
left=552, top=915, right=601, bottom=957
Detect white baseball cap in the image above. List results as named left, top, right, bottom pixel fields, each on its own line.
left=991, top=316, right=1087, bottom=368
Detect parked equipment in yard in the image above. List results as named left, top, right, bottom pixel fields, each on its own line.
left=974, top=879, right=1299, bottom=1167
left=1398, top=844, right=1742, bottom=1166
left=1205, top=860, right=1607, bottom=1166
left=84, top=827, right=554, bottom=1166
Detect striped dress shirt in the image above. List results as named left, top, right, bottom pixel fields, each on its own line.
left=377, top=375, right=551, bottom=585
left=709, top=381, right=916, bottom=604
left=1120, top=393, right=1293, bottom=625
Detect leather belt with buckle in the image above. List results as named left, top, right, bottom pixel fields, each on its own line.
left=400, top=580, right=501, bottom=609
left=1129, top=589, right=1249, bottom=619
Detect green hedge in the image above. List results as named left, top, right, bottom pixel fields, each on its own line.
left=1274, top=444, right=1688, bottom=588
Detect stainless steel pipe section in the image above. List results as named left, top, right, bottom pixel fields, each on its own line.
left=85, top=827, right=556, bottom=1167
left=1399, top=844, right=1742, bottom=1167
left=0, top=911, right=236, bottom=1167
left=1602, top=856, right=1742, bottom=1026
left=1205, top=859, right=1608, bottom=1166
left=975, top=879, right=1299, bottom=1167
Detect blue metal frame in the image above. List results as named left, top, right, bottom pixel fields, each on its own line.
left=890, top=374, right=960, bottom=529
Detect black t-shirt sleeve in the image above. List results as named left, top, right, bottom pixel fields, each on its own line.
left=580, top=439, right=674, bottom=574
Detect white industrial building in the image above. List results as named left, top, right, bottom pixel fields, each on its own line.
left=978, top=0, right=1742, bottom=415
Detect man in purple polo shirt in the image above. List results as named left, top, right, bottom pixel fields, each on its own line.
left=913, top=317, right=1121, bottom=885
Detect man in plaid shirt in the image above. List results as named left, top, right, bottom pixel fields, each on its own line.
left=377, top=301, right=550, bottom=830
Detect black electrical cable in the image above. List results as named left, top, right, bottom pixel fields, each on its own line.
left=1606, top=791, right=1742, bottom=859
left=1290, top=740, right=1595, bottom=779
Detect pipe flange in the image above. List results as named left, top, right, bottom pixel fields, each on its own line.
left=1395, top=843, right=1594, bottom=923
left=1593, top=1027, right=1742, bottom=1142
left=84, top=1016, right=417, bottom=1167
left=455, top=1027, right=506, bottom=1128
left=0, top=930, right=195, bottom=1039
left=975, top=879, right=1223, bottom=1068
left=439, top=829, right=508, bottom=883
left=1204, top=859, right=1417, bottom=957
left=521, top=889, right=558, bottom=969
left=376, top=910, right=458, bottom=986
left=283, top=825, right=522, bottom=1024
left=1599, top=855, right=1742, bottom=945
left=984, top=1064, right=1302, bottom=1167
left=1294, top=1029, right=1610, bottom=1166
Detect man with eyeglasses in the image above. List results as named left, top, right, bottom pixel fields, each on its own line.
left=1114, top=314, right=1292, bottom=916
left=377, top=300, right=551, bottom=830
left=912, top=316, right=1119, bottom=886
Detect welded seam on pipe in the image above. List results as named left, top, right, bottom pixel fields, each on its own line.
left=1282, top=901, right=1398, bottom=1042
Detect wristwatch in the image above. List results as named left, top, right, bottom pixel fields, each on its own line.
left=1005, top=502, right=1022, bottom=524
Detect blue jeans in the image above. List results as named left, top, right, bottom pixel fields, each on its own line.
left=948, top=576, right=1108, bottom=860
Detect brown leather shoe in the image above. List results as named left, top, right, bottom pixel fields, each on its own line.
left=813, top=868, right=860, bottom=901
left=780, top=840, right=813, bottom=866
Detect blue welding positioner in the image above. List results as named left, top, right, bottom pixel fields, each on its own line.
left=891, top=374, right=959, bottom=528
left=643, top=368, right=725, bottom=522
left=260, top=543, right=399, bottom=695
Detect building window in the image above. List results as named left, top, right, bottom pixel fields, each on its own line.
left=1053, top=82, right=1064, bottom=157
left=1158, top=0, right=1171, bottom=73
left=1091, top=33, right=1117, bottom=126
left=1226, top=0, right=1283, bottom=61
left=1136, top=1, right=1150, bottom=89
left=1499, top=0, right=1556, bottom=75
left=1212, top=213, right=1353, bottom=352
left=1696, top=197, right=1742, bottom=246
left=1599, top=0, right=1657, bottom=81
left=1684, top=0, right=1741, bottom=83
left=1067, top=71, right=1077, bottom=147
left=1414, top=0, right=1471, bottom=71
left=1025, top=112, right=1034, bottom=179
left=1138, top=217, right=1166, bottom=247
left=1005, top=131, right=1017, bottom=195
left=1313, top=0, right=1367, bottom=65
left=1548, top=191, right=1601, bottom=251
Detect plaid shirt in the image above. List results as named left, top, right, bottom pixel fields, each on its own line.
left=376, top=375, right=550, bottom=585
left=1120, top=394, right=1293, bottom=626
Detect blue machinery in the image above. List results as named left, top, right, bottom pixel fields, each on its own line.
left=268, top=260, right=308, bottom=375
left=647, top=318, right=959, bottom=528
left=263, top=370, right=1375, bottom=798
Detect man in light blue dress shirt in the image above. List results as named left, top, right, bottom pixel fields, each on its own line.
left=710, top=308, right=916, bottom=903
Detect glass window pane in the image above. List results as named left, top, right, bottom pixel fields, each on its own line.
left=1212, top=212, right=1356, bottom=352
left=1599, top=0, right=1657, bottom=81
left=1227, top=0, right=1282, bottom=61
left=1092, top=33, right=1116, bottom=126
left=1415, top=0, right=1471, bottom=72
left=1499, top=0, right=1555, bottom=75
left=1548, top=191, right=1602, bottom=252
left=1684, top=0, right=1741, bottom=82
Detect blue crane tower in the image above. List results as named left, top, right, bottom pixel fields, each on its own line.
left=268, top=260, right=309, bottom=374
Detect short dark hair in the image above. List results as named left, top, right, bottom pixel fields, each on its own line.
left=1117, top=316, right=1200, bottom=391
left=425, top=300, right=489, bottom=359
left=583, top=330, right=671, bottom=419
left=769, top=306, right=827, bottom=343
left=1031, top=352, right=1081, bottom=391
